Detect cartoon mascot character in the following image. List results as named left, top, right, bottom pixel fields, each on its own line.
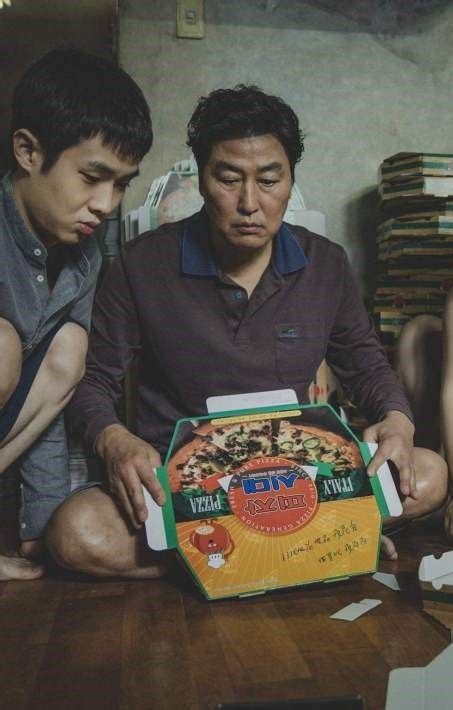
left=190, top=519, right=234, bottom=569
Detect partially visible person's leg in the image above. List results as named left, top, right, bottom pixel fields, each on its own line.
left=0, top=318, right=43, bottom=579
left=0, top=317, right=22, bottom=409
left=45, top=487, right=168, bottom=579
left=382, top=446, right=449, bottom=559
left=396, top=314, right=442, bottom=450
left=0, top=322, right=87, bottom=473
left=0, top=321, right=88, bottom=580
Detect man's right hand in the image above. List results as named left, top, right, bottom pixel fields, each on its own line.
left=96, top=424, right=166, bottom=528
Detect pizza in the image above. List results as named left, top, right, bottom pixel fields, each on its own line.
left=167, top=416, right=362, bottom=494
left=167, top=438, right=235, bottom=493
left=275, top=420, right=362, bottom=474
left=194, top=419, right=273, bottom=463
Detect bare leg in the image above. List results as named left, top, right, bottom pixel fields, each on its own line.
left=382, top=447, right=449, bottom=559
left=0, top=322, right=87, bottom=472
left=0, top=317, right=22, bottom=409
left=396, top=314, right=442, bottom=450
left=45, top=487, right=168, bottom=578
left=0, top=319, right=44, bottom=579
left=0, top=322, right=87, bottom=580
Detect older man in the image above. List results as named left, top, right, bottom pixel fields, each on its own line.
left=47, top=85, right=447, bottom=578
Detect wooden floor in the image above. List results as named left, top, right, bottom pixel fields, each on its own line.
left=0, top=526, right=451, bottom=710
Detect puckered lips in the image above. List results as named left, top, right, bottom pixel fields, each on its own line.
left=76, top=221, right=100, bottom=237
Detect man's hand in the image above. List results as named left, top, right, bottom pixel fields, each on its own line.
left=362, top=410, right=417, bottom=499
left=96, top=424, right=166, bottom=528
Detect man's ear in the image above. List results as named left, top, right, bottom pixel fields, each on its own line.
left=12, top=129, right=44, bottom=174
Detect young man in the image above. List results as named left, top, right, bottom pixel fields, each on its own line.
left=0, top=48, right=152, bottom=580
left=47, top=85, right=447, bottom=578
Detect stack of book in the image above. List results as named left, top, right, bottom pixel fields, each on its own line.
left=374, top=153, right=453, bottom=351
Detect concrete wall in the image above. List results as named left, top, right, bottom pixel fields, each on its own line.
left=0, top=1, right=117, bottom=176
left=119, top=0, right=453, bottom=293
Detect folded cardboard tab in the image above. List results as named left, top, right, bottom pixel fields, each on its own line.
left=144, top=398, right=401, bottom=600
left=385, top=645, right=453, bottom=710
left=419, top=551, right=453, bottom=632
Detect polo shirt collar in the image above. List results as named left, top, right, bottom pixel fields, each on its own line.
left=2, top=173, right=93, bottom=273
left=181, top=209, right=307, bottom=276
left=2, top=173, right=48, bottom=264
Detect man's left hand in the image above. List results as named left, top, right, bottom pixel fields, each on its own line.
left=362, top=409, right=417, bottom=499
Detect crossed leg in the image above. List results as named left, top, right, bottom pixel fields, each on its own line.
left=46, top=487, right=168, bottom=579
left=0, top=319, right=88, bottom=580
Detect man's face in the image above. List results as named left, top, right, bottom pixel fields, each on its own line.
left=200, top=134, right=293, bottom=254
left=14, top=134, right=139, bottom=248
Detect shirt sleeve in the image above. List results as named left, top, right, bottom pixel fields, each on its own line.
left=67, top=242, right=102, bottom=332
left=67, top=252, right=141, bottom=450
left=326, top=247, right=413, bottom=424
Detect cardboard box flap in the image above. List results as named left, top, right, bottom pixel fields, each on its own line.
left=385, top=644, right=453, bottom=709
left=144, top=466, right=177, bottom=551
left=419, top=551, right=453, bottom=588
left=359, top=442, right=403, bottom=518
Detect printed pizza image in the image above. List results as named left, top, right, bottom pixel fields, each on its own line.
left=167, top=416, right=362, bottom=494
left=167, top=438, right=235, bottom=493
left=276, top=420, right=362, bottom=473
left=194, top=420, right=273, bottom=462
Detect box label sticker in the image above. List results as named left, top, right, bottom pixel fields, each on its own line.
left=227, top=457, right=318, bottom=535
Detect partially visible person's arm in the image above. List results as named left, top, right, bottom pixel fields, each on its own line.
left=326, top=248, right=415, bottom=497
left=68, top=253, right=165, bottom=526
left=441, top=288, right=453, bottom=539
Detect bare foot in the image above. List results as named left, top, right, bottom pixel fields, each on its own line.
left=121, top=562, right=168, bottom=580
left=0, top=554, right=44, bottom=581
left=381, top=534, right=398, bottom=560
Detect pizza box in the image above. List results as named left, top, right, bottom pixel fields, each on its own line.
left=380, top=153, right=453, bottom=183
left=144, top=401, right=402, bottom=600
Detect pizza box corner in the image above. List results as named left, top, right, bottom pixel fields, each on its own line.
left=144, top=396, right=401, bottom=600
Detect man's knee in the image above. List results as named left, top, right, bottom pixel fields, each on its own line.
left=410, top=448, right=449, bottom=515
left=0, top=319, right=22, bottom=408
left=44, top=323, right=88, bottom=397
left=45, top=488, right=135, bottom=577
left=398, top=314, right=442, bottom=355
left=46, top=491, right=112, bottom=573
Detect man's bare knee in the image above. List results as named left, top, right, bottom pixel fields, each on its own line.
left=44, top=323, right=88, bottom=399
left=46, top=490, right=117, bottom=575
left=46, top=488, right=168, bottom=579
left=404, top=448, right=449, bottom=518
left=0, top=318, right=22, bottom=408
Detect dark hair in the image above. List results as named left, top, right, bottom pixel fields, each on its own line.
left=11, top=48, right=153, bottom=170
left=187, top=84, right=304, bottom=181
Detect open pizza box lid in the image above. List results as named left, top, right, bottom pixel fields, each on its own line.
left=144, top=390, right=402, bottom=600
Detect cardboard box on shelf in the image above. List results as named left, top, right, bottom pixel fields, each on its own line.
left=379, top=176, right=453, bottom=202
left=380, top=152, right=453, bottom=182
left=144, top=395, right=401, bottom=600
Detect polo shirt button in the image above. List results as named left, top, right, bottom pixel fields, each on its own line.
left=235, top=290, right=245, bottom=301
left=36, top=274, right=45, bottom=283
left=33, top=248, right=42, bottom=257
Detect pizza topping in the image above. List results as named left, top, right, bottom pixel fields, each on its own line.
left=197, top=420, right=273, bottom=462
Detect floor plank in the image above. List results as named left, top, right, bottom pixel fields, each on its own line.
left=0, top=527, right=451, bottom=710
